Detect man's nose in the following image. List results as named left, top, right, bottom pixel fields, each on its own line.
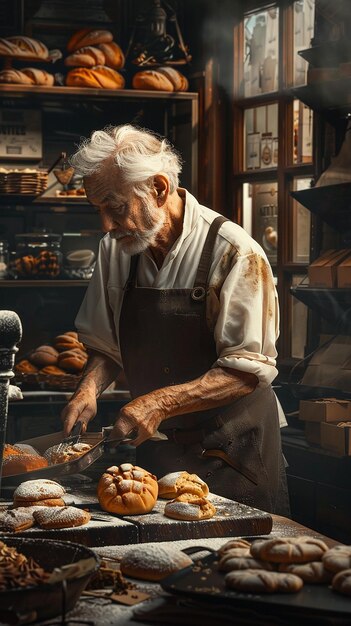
left=101, top=212, right=118, bottom=233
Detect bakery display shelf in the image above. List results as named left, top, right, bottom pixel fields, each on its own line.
left=0, top=84, right=198, bottom=101
left=290, top=183, right=351, bottom=235
left=298, top=40, right=351, bottom=67
left=161, top=551, right=351, bottom=621
left=286, top=80, right=351, bottom=117
left=290, top=284, right=351, bottom=328
left=0, top=279, right=89, bottom=287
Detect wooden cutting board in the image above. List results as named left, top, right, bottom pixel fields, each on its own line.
left=0, top=492, right=272, bottom=546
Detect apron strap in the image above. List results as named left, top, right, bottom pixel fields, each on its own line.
left=192, top=215, right=228, bottom=301
left=124, top=254, right=140, bottom=290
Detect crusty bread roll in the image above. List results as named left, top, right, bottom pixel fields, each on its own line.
left=250, top=536, right=328, bottom=564
left=34, top=506, right=91, bottom=529
left=65, top=45, right=105, bottom=67
left=15, top=359, right=39, bottom=374
left=2, top=453, right=48, bottom=477
left=164, top=493, right=216, bottom=521
left=225, top=569, right=304, bottom=594
left=67, top=28, right=113, bottom=53
left=218, top=539, right=251, bottom=556
left=278, top=561, right=332, bottom=584
left=66, top=66, right=125, bottom=89
left=97, top=463, right=158, bottom=515
left=0, top=69, right=34, bottom=85
left=132, top=70, right=174, bottom=91
left=218, top=550, right=271, bottom=572
left=29, top=345, right=59, bottom=367
left=21, top=68, right=55, bottom=86
left=57, top=348, right=87, bottom=372
left=332, top=568, right=351, bottom=596
left=157, top=66, right=188, bottom=91
left=3, top=36, right=49, bottom=59
left=158, top=471, right=209, bottom=499
left=120, top=544, right=192, bottom=581
left=322, top=545, right=351, bottom=573
left=13, top=479, right=65, bottom=508
left=0, top=507, right=35, bottom=533
left=54, top=333, right=86, bottom=352
left=98, top=41, right=124, bottom=69
left=40, top=365, right=67, bottom=376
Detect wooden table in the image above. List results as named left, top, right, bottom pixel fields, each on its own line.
left=40, top=515, right=346, bottom=626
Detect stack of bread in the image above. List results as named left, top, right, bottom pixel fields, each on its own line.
left=132, top=66, right=188, bottom=92
left=158, top=471, right=216, bottom=520
left=65, top=28, right=125, bottom=89
left=15, top=331, right=88, bottom=385
left=0, top=35, right=55, bottom=86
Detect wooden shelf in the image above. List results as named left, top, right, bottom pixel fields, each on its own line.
left=290, top=284, right=351, bottom=329
left=290, top=183, right=351, bottom=237
left=287, top=80, right=351, bottom=117
left=298, top=41, right=351, bottom=68
left=0, top=84, right=198, bottom=102
left=0, top=280, right=89, bottom=287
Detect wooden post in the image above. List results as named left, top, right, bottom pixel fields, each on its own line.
left=0, top=311, right=22, bottom=495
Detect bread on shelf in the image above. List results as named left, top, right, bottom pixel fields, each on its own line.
left=67, top=28, right=113, bottom=53
left=65, top=45, right=106, bottom=68
left=66, top=66, right=125, bottom=89
left=0, top=36, right=49, bottom=59
left=98, top=41, right=124, bottom=69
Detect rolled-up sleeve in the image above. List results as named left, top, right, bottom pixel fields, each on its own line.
left=75, top=240, right=122, bottom=366
left=214, top=251, right=279, bottom=387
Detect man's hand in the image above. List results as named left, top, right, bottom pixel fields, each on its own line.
left=109, top=395, right=166, bottom=446
left=61, top=388, right=97, bottom=437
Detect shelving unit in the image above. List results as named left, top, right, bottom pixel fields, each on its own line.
left=290, top=183, right=351, bottom=236
left=290, top=284, right=351, bottom=329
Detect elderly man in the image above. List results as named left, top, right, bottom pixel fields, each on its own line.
left=62, top=124, right=289, bottom=514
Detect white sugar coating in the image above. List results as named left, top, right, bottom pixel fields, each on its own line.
left=119, top=479, right=142, bottom=494
left=13, top=479, right=65, bottom=501
left=14, top=444, right=40, bottom=456
left=158, top=471, right=183, bottom=487
left=132, top=470, right=145, bottom=480
left=0, top=507, right=34, bottom=527
left=121, top=544, right=192, bottom=575
left=120, top=463, right=133, bottom=472
left=72, top=443, right=90, bottom=452
left=164, top=500, right=200, bottom=519
left=33, top=505, right=88, bottom=525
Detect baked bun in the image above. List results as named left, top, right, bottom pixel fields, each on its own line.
left=67, top=28, right=113, bottom=53
left=218, top=539, right=251, bottom=556
left=218, top=550, right=271, bottom=573
left=132, top=70, right=174, bottom=91
left=97, top=463, right=158, bottom=515
left=13, top=479, right=65, bottom=508
left=158, top=471, right=209, bottom=499
left=66, top=66, right=125, bottom=89
left=250, top=536, right=328, bottom=564
left=54, top=333, right=86, bottom=352
left=21, top=68, right=55, bottom=86
left=65, top=45, right=105, bottom=67
left=33, top=505, right=91, bottom=529
left=15, top=359, right=39, bottom=374
left=120, top=544, right=192, bottom=581
left=40, top=365, right=67, bottom=376
left=332, top=568, right=351, bottom=596
left=157, top=66, right=188, bottom=91
left=2, top=453, right=48, bottom=477
left=0, top=507, right=35, bottom=532
left=98, top=41, right=124, bottom=69
left=0, top=36, right=48, bottom=59
left=225, top=569, right=304, bottom=594
left=44, top=442, right=91, bottom=465
left=322, top=545, right=351, bottom=573
left=278, top=561, right=332, bottom=584
left=164, top=493, right=216, bottom=521
left=29, top=345, right=59, bottom=367
left=0, top=69, right=34, bottom=85
left=57, top=348, right=87, bottom=372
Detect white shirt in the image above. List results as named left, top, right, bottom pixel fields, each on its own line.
left=76, top=189, right=287, bottom=426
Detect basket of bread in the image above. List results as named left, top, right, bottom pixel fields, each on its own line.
left=0, top=167, right=48, bottom=195
left=15, top=331, right=87, bottom=391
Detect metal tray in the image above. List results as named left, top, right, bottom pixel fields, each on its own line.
left=161, top=550, right=351, bottom=620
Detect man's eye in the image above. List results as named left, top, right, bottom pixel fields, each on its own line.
left=112, top=204, right=126, bottom=215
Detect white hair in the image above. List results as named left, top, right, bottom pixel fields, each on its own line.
left=70, top=124, right=182, bottom=196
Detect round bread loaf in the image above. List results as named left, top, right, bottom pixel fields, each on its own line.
left=57, top=348, right=87, bottom=372
left=322, top=545, right=351, bottom=573
left=29, top=345, right=59, bottom=367
left=15, top=359, right=39, bottom=374
left=278, top=561, right=332, bottom=584
left=97, top=463, right=158, bottom=515
left=67, top=28, right=113, bottom=53
left=164, top=493, right=216, bottom=521
left=158, top=471, right=209, bottom=499
left=218, top=539, right=251, bottom=556
left=33, top=505, right=91, bottom=529
left=0, top=69, right=34, bottom=85
left=13, top=479, right=65, bottom=503
left=98, top=41, right=124, bottom=69
left=65, top=45, right=105, bottom=67
left=332, top=568, right=351, bottom=596
left=2, top=453, right=48, bottom=477
left=250, top=536, right=328, bottom=564
left=66, top=66, right=125, bottom=89
left=54, top=333, right=86, bottom=352
left=132, top=70, right=174, bottom=91
left=120, top=544, right=192, bottom=581
left=225, top=569, right=304, bottom=594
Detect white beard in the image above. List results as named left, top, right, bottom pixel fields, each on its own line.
left=110, top=199, right=164, bottom=255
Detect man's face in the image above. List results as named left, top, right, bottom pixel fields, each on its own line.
left=84, top=163, right=165, bottom=255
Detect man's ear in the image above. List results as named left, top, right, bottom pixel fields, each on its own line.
left=153, top=174, right=169, bottom=205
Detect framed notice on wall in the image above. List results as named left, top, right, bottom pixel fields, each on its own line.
left=0, top=109, right=42, bottom=159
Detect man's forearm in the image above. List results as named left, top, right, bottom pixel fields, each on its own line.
left=75, top=349, right=121, bottom=399
left=153, top=367, right=258, bottom=421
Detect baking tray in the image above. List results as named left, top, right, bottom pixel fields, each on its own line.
left=1, top=431, right=109, bottom=486
left=161, top=550, right=351, bottom=620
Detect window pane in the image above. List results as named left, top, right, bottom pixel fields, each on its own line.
left=291, top=275, right=308, bottom=358
left=243, top=181, right=278, bottom=266
left=293, top=0, right=315, bottom=86
left=244, top=104, right=278, bottom=171
left=293, top=100, right=313, bottom=164
left=243, top=7, right=279, bottom=97
left=292, top=177, right=312, bottom=264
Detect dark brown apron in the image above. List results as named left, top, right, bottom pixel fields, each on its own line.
left=119, top=216, right=290, bottom=515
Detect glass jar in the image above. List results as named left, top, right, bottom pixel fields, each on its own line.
left=0, top=240, right=9, bottom=279
left=14, top=233, right=62, bottom=279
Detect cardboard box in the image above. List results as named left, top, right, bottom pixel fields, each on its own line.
left=305, top=421, right=321, bottom=445
left=320, top=422, right=351, bottom=456
left=308, top=249, right=351, bottom=287
left=337, top=254, right=351, bottom=288
left=299, top=398, right=351, bottom=422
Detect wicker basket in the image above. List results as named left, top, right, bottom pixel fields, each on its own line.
left=15, top=371, right=81, bottom=391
